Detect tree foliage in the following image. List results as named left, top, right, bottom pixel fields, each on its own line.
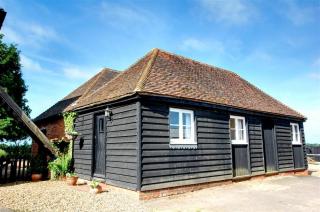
left=0, top=34, right=31, bottom=141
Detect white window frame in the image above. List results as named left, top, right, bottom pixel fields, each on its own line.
left=169, top=108, right=196, bottom=145
left=290, top=123, right=301, bottom=145
left=230, top=115, right=248, bottom=145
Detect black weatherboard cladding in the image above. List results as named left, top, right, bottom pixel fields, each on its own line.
left=72, top=95, right=307, bottom=191
left=73, top=112, right=94, bottom=179
left=106, top=103, right=138, bottom=190
left=140, top=100, right=233, bottom=191
left=73, top=102, right=139, bottom=190
left=275, top=120, right=295, bottom=171
left=300, top=123, right=308, bottom=169
left=248, top=117, right=265, bottom=175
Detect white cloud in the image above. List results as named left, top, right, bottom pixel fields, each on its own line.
left=198, top=0, right=256, bottom=25
left=308, top=72, right=320, bottom=80
left=2, top=20, right=60, bottom=48
left=181, top=38, right=209, bottom=51
left=2, top=27, right=24, bottom=44
left=27, top=23, right=59, bottom=41
left=63, top=67, right=96, bottom=80
left=180, top=38, right=225, bottom=53
left=313, top=57, right=320, bottom=68
left=20, top=54, right=44, bottom=72
left=244, top=50, right=273, bottom=63
left=308, top=57, right=320, bottom=80
left=282, top=0, right=317, bottom=26
left=99, top=1, right=153, bottom=28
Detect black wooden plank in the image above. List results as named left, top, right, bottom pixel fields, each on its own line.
left=106, top=167, right=137, bottom=177
left=107, top=123, right=137, bottom=132
left=142, top=154, right=231, bottom=164
left=107, top=130, right=137, bottom=138
left=142, top=159, right=231, bottom=171
left=142, top=149, right=231, bottom=157
left=143, top=164, right=232, bottom=178
left=107, top=156, right=137, bottom=163
left=107, top=149, right=137, bottom=156
left=142, top=170, right=232, bottom=185
left=107, top=161, right=137, bottom=170
left=107, top=117, right=136, bottom=126
left=106, top=173, right=137, bottom=184
left=142, top=143, right=231, bottom=150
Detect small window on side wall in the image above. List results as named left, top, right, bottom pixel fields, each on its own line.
left=291, top=123, right=301, bottom=145
left=169, top=108, right=195, bottom=145
left=230, top=115, right=247, bottom=145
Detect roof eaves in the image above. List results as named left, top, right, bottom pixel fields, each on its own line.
left=73, top=92, right=137, bottom=111
left=137, top=91, right=306, bottom=120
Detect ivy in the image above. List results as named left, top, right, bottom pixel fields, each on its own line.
left=63, top=112, right=78, bottom=135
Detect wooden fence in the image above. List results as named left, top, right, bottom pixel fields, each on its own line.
left=306, top=146, right=320, bottom=162
left=0, top=157, right=31, bottom=184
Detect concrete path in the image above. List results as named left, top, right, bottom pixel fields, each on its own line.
left=145, top=175, right=320, bottom=212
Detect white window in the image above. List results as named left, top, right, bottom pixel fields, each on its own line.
left=229, top=115, right=247, bottom=145
left=291, top=123, right=301, bottom=145
left=169, top=108, right=195, bottom=145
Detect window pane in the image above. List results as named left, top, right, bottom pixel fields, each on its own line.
left=238, top=129, right=244, bottom=140
left=230, top=118, right=235, bottom=129
left=170, top=111, right=179, bottom=125
left=170, top=111, right=180, bottom=139
left=237, top=119, right=244, bottom=130
left=294, top=125, right=299, bottom=134
left=170, top=125, right=179, bottom=139
left=295, top=132, right=299, bottom=142
left=183, top=126, right=191, bottom=139
left=99, top=118, right=104, bottom=133
left=230, top=129, right=236, bottom=140
left=183, top=113, right=191, bottom=126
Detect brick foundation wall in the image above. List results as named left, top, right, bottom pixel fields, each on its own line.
left=139, top=169, right=309, bottom=200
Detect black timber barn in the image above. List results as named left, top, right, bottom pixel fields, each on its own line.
left=37, top=49, right=308, bottom=193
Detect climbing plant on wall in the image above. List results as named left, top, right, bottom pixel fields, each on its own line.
left=63, top=112, right=78, bottom=136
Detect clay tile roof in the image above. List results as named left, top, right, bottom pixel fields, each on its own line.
left=34, top=68, right=119, bottom=122
left=72, top=49, right=305, bottom=119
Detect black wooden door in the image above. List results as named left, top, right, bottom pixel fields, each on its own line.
left=232, top=145, right=250, bottom=177
left=262, top=120, right=277, bottom=173
left=93, top=115, right=106, bottom=177
left=293, top=145, right=304, bottom=169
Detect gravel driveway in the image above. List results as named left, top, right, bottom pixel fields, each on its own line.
left=1, top=168, right=319, bottom=212
left=0, top=181, right=147, bottom=212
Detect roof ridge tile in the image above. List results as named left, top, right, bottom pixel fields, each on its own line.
left=135, top=48, right=159, bottom=92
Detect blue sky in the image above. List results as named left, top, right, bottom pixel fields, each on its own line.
left=1, top=0, right=319, bottom=143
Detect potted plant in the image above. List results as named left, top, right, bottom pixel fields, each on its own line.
left=30, top=155, right=46, bottom=182
left=48, top=154, right=71, bottom=180
left=66, top=172, right=78, bottom=186
left=89, top=180, right=102, bottom=194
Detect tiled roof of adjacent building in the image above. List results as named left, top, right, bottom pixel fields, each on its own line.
left=70, top=49, right=305, bottom=119
left=34, top=68, right=119, bottom=122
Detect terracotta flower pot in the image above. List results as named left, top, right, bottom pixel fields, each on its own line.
left=90, top=185, right=102, bottom=194
left=66, top=176, right=79, bottom=186
left=31, top=173, right=42, bottom=182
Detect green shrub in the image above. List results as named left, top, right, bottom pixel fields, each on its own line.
left=0, top=142, right=31, bottom=158
left=0, top=149, right=8, bottom=157
left=48, top=154, right=72, bottom=180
